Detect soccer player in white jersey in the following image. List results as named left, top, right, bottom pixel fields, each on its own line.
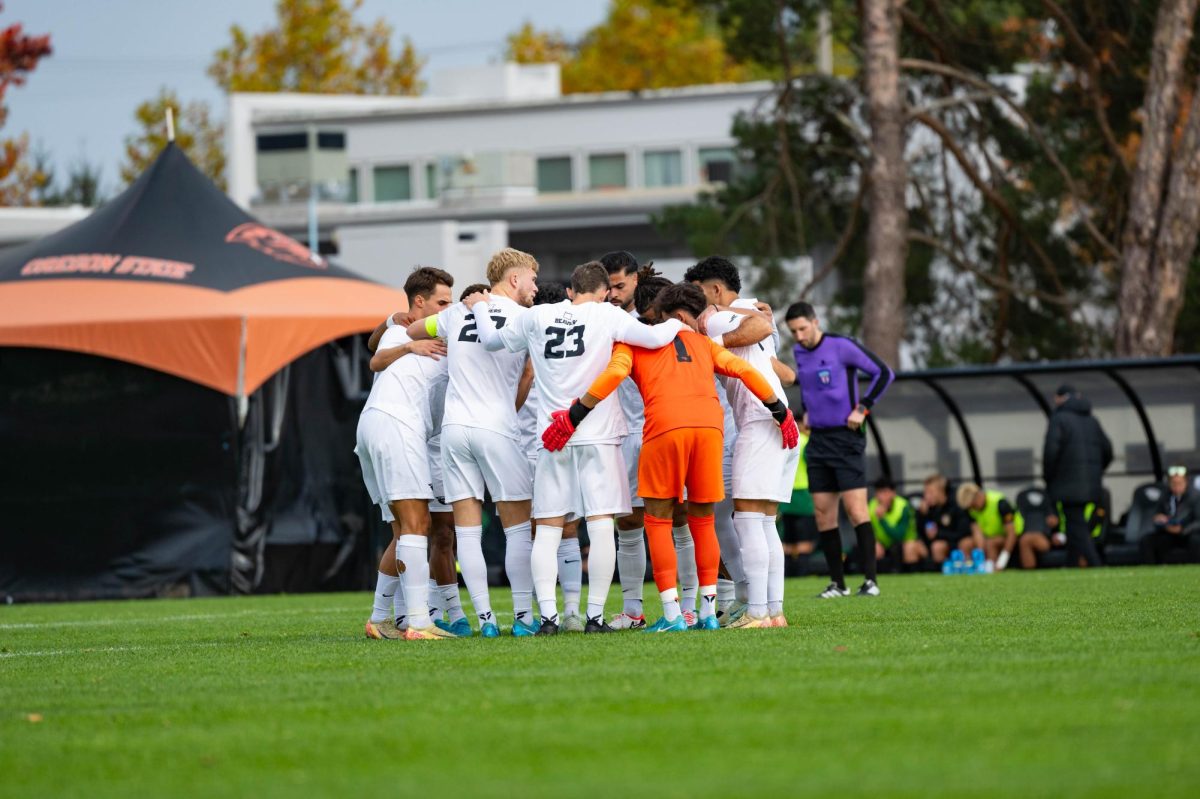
left=687, top=256, right=798, bottom=627
left=369, top=283, right=470, bottom=638
left=467, top=261, right=687, bottom=634
left=599, top=252, right=651, bottom=628
left=357, top=266, right=457, bottom=640
left=406, top=249, right=539, bottom=637
left=517, top=280, right=586, bottom=632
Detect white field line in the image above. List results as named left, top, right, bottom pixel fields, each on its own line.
left=0, top=605, right=351, bottom=631
left=1, top=641, right=235, bottom=659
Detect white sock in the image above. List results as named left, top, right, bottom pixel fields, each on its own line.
left=673, top=524, right=698, bottom=614
left=717, top=577, right=735, bottom=605
left=734, top=511, right=768, bottom=617
left=660, top=587, right=681, bottom=622
left=427, top=578, right=443, bottom=621
left=699, top=585, right=717, bottom=619
left=439, top=584, right=466, bottom=623
left=455, top=525, right=493, bottom=628
left=531, top=524, right=562, bottom=622
left=392, top=583, right=407, bottom=628
left=557, top=537, right=582, bottom=617
left=371, top=571, right=399, bottom=623
left=763, top=515, right=785, bottom=615
left=585, top=518, right=616, bottom=622
left=504, top=521, right=535, bottom=624
left=617, top=526, right=646, bottom=616
left=397, top=535, right=431, bottom=628
left=714, top=498, right=744, bottom=583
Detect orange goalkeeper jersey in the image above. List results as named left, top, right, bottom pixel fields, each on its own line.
left=586, top=329, right=775, bottom=443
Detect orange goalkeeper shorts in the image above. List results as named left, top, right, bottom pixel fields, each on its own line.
left=637, top=427, right=725, bottom=504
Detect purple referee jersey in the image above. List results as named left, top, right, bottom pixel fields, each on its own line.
left=793, top=334, right=894, bottom=429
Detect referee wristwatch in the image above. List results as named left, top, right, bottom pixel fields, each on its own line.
left=855, top=403, right=870, bottom=416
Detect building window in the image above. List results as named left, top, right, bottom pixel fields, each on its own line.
left=537, top=156, right=573, bottom=193
left=373, top=165, right=412, bottom=202
left=643, top=150, right=683, bottom=188
left=699, top=147, right=736, bottom=184
left=588, top=153, right=627, bottom=190
left=256, top=132, right=308, bottom=152
left=425, top=162, right=439, bottom=199
left=347, top=167, right=359, bottom=203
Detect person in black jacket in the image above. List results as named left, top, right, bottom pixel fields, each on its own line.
left=1139, top=466, right=1200, bottom=564
left=1042, top=385, right=1113, bottom=567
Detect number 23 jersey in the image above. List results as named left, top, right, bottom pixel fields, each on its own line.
left=493, top=299, right=639, bottom=446
left=434, top=295, right=528, bottom=439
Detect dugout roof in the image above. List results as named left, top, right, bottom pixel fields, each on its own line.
left=0, top=143, right=406, bottom=399
left=856, top=356, right=1200, bottom=514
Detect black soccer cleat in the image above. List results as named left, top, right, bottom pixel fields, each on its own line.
left=816, top=582, right=851, bottom=599
left=584, top=616, right=615, bottom=634
left=535, top=616, right=559, bottom=636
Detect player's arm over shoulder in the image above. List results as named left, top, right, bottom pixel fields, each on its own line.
left=717, top=309, right=772, bottom=348
left=581, top=343, right=634, bottom=407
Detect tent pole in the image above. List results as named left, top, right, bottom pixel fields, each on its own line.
left=236, top=316, right=248, bottom=427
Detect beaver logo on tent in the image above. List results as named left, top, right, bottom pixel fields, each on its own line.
left=225, top=223, right=326, bottom=269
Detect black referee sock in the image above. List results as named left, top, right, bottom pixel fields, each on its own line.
left=854, top=522, right=878, bottom=583
left=819, top=529, right=845, bottom=589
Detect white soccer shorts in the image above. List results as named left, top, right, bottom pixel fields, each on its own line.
left=534, top=442, right=632, bottom=520
left=355, top=409, right=435, bottom=522
left=441, top=424, right=533, bottom=504
left=620, top=433, right=645, bottom=511
left=730, top=419, right=800, bottom=504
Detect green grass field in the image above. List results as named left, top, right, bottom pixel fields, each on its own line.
left=2, top=568, right=1198, bottom=798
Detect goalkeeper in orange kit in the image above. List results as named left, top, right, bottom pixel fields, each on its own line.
left=542, top=282, right=799, bottom=632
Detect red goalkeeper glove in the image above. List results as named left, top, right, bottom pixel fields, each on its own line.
left=765, top=400, right=799, bottom=449
left=541, top=400, right=591, bottom=451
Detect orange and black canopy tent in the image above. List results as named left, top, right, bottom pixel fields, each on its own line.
left=0, top=143, right=405, bottom=399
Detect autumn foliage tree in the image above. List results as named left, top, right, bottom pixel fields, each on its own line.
left=208, top=0, right=425, bottom=95
left=0, top=3, right=51, bottom=206
left=506, top=0, right=755, bottom=93
left=121, top=88, right=227, bottom=189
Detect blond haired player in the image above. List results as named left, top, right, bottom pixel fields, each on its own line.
left=407, top=249, right=539, bottom=637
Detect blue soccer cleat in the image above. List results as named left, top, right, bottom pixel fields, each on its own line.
left=435, top=618, right=473, bottom=637
left=512, top=618, right=539, bottom=637
left=480, top=622, right=500, bottom=638
left=643, top=615, right=688, bottom=633
left=694, top=615, right=720, bottom=631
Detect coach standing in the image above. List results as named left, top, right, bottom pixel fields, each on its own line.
left=785, top=302, right=894, bottom=598
left=1042, top=385, right=1112, bottom=567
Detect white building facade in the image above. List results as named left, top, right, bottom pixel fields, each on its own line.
left=226, top=64, right=786, bottom=288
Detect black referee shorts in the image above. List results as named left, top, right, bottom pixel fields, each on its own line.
left=805, top=426, right=867, bottom=494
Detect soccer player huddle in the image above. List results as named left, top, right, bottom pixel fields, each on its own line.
left=356, top=247, right=891, bottom=640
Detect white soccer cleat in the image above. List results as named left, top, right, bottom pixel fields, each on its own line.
left=561, top=612, right=585, bottom=633
left=609, top=612, right=647, bottom=630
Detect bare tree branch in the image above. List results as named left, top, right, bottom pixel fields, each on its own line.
left=801, top=174, right=867, bottom=298
left=1038, top=0, right=1128, bottom=174
left=911, top=110, right=1071, bottom=302
left=901, top=57, right=1121, bottom=261
left=908, top=230, right=1074, bottom=308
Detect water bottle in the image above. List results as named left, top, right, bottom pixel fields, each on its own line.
left=949, top=549, right=965, bottom=575
left=971, top=548, right=985, bottom=575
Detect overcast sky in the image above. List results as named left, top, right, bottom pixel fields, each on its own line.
left=6, top=0, right=608, bottom=195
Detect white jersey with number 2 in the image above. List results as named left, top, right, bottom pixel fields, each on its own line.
left=472, top=299, right=684, bottom=447
left=432, top=295, right=528, bottom=439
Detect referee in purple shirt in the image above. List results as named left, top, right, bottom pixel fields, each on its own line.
left=785, top=302, right=894, bottom=598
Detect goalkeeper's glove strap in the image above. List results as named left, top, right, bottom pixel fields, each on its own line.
left=568, top=399, right=592, bottom=428
left=765, top=399, right=790, bottom=426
